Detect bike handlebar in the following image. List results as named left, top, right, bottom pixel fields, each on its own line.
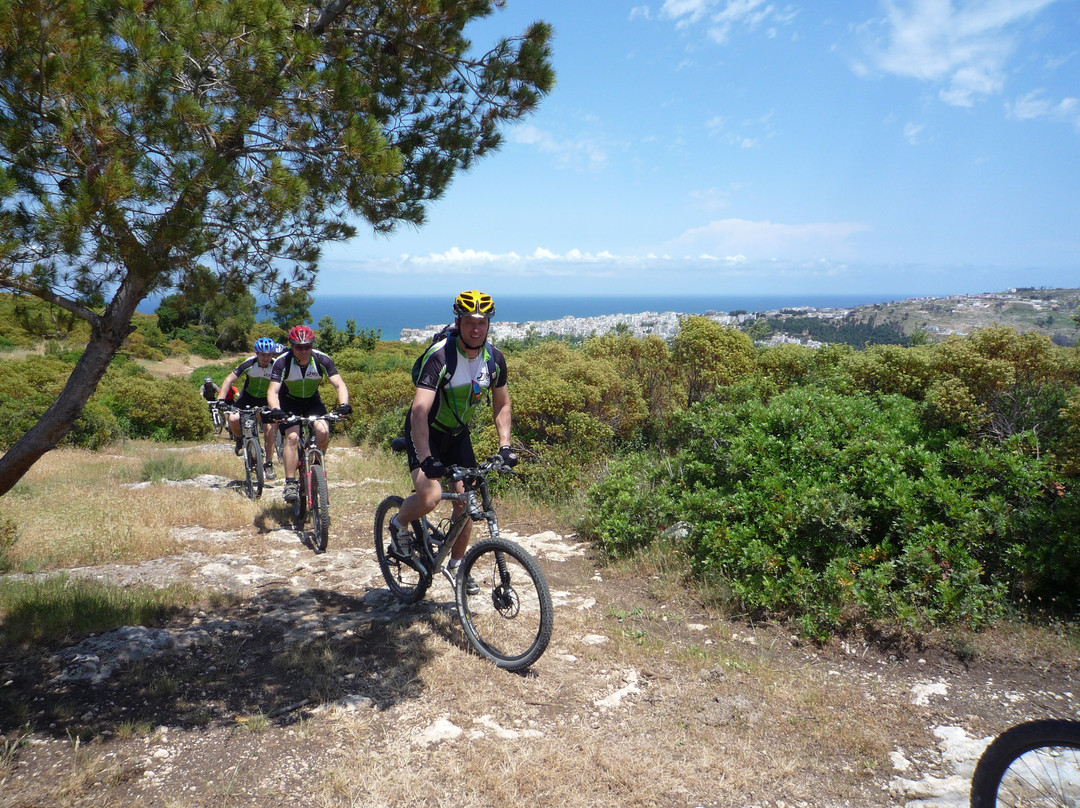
left=444, top=454, right=511, bottom=483
left=274, top=412, right=347, bottom=426
left=216, top=403, right=272, bottom=416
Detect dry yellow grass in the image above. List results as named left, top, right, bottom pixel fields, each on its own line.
left=2, top=443, right=271, bottom=570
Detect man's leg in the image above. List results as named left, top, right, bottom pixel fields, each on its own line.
left=313, top=418, right=330, bottom=454
left=262, top=420, right=276, bottom=478
left=396, top=469, right=443, bottom=524
left=263, top=420, right=276, bottom=459
left=283, top=426, right=301, bottom=475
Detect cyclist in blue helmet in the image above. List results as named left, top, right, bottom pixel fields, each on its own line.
left=218, top=337, right=282, bottom=478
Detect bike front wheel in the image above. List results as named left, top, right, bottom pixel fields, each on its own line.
left=970, top=719, right=1080, bottom=808
left=243, top=439, right=265, bottom=500
left=457, top=536, right=553, bottom=672
left=373, top=496, right=431, bottom=604
left=309, top=462, right=329, bottom=553
left=291, top=464, right=308, bottom=526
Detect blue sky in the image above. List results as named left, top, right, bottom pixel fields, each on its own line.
left=318, top=0, right=1080, bottom=301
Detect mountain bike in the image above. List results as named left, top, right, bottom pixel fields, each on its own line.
left=221, top=404, right=269, bottom=500
left=277, top=412, right=344, bottom=553
left=970, top=719, right=1080, bottom=808
left=374, top=439, right=553, bottom=672
left=208, top=400, right=225, bottom=434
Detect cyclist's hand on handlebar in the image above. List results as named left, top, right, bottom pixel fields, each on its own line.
left=498, top=446, right=519, bottom=468
left=336, top=403, right=352, bottom=416
left=268, top=408, right=287, bottom=423
left=420, top=455, right=446, bottom=479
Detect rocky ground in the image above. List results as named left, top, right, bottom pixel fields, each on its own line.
left=1, top=467, right=1077, bottom=808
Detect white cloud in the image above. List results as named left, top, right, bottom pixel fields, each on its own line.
left=1007, top=89, right=1080, bottom=129
left=903, top=121, right=926, bottom=144
left=867, top=0, right=1062, bottom=107
left=663, top=218, right=872, bottom=260
left=660, top=0, right=798, bottom=43
left=509, top=124, right=608, bottom=171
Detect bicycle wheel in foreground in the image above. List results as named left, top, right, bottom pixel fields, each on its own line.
left=970, top=719, right=1080, bottom=808
left=373, top=496, right=431, bottom=604
left=309, top=463, right=329, bottom=553
left=457, top=536, right=553, bottom=672
left=243, top=439, right=265, bottom=500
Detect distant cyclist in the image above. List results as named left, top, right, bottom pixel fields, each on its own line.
left=267, top=325, right=351, bottom=504
left=218, top=337, right=281, bottom=479
left=200, top=377, right=219, bottom=402
left=390, top=289, right=517, bottom=594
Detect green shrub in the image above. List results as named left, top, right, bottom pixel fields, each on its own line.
left=100, top=375, right=209, bottom=441
left=68, top=399, right=122, bottom=450
left=583, top=384, right=1079, bottom=636
left=339, top=369, right=414, bottom=444
left=192, top=341, right=222, bottom=360
left=512, top=343, right=647, bottom=459
left=672, top=316, right=756, bottom=405
left=122, top=332, right=167, bottom=361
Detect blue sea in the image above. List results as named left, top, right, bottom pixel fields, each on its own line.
left=309, top=293, right=895, bottom=340
left=137, top=292, right=906, bottom=340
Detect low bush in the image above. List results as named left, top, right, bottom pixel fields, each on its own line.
left=583, top=383, right=1079, bottom=638
left=98, top=375, right=209, bottom=441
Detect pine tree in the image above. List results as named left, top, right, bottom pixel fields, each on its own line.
left=0, top=0, right=553, bottom=493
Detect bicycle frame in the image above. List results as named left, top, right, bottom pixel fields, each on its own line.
left=411, top=460, right=504, bottom=582
left=374, top=451, right=554, bottom=670
left=278, top=413, right=341, bottom=503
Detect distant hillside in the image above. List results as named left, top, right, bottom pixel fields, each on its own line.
left=764, top=287, right=1080, bottom=347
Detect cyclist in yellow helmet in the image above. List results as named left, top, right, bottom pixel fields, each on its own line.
left=391, top=290, right=517, bottom=594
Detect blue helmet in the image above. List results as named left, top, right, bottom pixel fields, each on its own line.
left=273, top=342, right=286, bottom=354
left=254, top=337, right=276, bottom=354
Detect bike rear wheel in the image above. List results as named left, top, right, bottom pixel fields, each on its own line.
left=373, top=496, right=431, bottom=603
left=243, top=438, right=265, bottom=500
left=457, top=536, right=553, bottom=672
left=970, top=719, right=1080, bottom=808
left=309, top=462, right=329, bottom=553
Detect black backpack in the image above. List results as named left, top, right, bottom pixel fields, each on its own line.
left=410, top=324, right=498, bottom=394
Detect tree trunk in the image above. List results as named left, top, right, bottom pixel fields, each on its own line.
left=0, top=278, right=145, bottom=497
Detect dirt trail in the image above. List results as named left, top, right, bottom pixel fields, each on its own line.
left=1, top=470, right=1077, bottom=808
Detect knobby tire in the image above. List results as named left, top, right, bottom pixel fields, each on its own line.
left=970, top=719, right=1080, bottom=808
left=243, top=438, right=265, bottom=499
left=310, top=462, right=329, bottom=553
left=373, top=496, right=431, bottom=603
left=457, top=536, right=553, bottom=672
left=292, top=461, right=308, bottom=526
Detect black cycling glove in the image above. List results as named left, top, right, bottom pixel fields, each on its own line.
left=268, top=408, right=287, bottom=422
left=498, top=446, right=519, bottom=468
left=336, top=403, right=353, bottom=416
left=420, top=455, right=446, bottom=479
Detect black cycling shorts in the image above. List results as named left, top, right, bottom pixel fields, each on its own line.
left=281, top=394, right=327, bottom=419
left=235, top=392, right=268, bottom=410
left=402, top=413, right=476, bottom=473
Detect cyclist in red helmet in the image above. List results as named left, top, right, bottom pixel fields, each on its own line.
left=267, top=324, right=351, bottom=503
left=391, top=290, right=517, bottom=594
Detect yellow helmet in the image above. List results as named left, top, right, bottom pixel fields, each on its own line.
left=453, top=289, right=495, bottom=318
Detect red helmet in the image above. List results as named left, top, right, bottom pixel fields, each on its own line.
left=287, top=325, right=315, bottom=345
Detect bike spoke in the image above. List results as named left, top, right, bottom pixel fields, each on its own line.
left=458, top=539, right=553, bottom=671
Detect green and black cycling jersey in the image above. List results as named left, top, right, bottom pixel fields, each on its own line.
left=230, top=355, right=275, bottom=400
left=270, top=349, right=339, bottom=399
left=414, top=336, right=507, bottom=434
